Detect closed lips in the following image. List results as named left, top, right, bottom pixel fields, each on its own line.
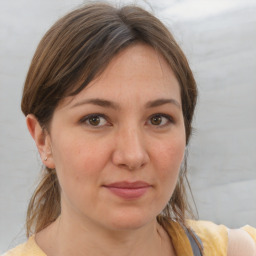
left=103, top=181, right=151, bottom=188
left=103, top=181, right=152, bottom=200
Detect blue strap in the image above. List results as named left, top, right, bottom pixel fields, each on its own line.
left=185, top=228, right=203, bottom=256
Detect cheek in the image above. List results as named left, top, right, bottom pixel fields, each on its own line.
left=51, top=137, right=106, bottom=205
left=51, top=134, right=110, bottom=183
left=150, top=136, right=185, bottom=212
left=154, top=137, right=185, bottom=177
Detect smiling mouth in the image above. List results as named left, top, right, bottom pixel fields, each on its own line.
left=103, top=181, right=152, bottom=200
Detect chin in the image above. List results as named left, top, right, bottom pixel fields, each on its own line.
left=105, top=209, right=156, bottom=231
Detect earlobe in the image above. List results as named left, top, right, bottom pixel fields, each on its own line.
left=26, top=114, right=55, bottom=169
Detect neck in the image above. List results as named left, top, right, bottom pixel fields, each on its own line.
left=36, top=213, right=175, bottom=256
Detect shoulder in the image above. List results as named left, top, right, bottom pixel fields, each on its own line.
left=227, top=228, right=256, bottom=256
left=1, top=236, right=46, bottom=256
left=188, top=220, right=256, bottom=256
left=188, top=220, right=228, bottom=255
left=1, top=243, right=26, bottom=256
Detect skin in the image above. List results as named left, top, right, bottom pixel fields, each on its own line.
left=27, top=44, right=186, bottom=256
left=228, top=229, right=256, bottom=256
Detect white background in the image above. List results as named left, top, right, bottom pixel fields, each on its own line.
left=0, top=0, right=256, bottom=253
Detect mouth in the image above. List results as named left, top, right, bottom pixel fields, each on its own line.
left=103, top=181, right=152, bottom=200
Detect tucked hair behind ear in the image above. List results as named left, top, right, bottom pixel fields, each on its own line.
left=22, top=2, right=197, bottom=238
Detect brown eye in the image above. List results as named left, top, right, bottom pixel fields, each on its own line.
left=148, top=114, right=172, bottom=127
left=151, top=115, right=162, bottom=125
left=88, top=116, right=101, bottom=126
left=81, top=114, right=108, bottom=127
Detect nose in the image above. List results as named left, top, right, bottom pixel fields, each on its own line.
left=112, top=126, right=150, bottom=171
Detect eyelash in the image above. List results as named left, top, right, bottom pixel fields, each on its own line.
left=79, top=114, right=110, bottom=128
left=79, top=113, right=174, bottom=128
left=147, top=113, right=174, bottom=127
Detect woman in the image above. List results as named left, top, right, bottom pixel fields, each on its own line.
left=3, top=2, right=256, bottom=256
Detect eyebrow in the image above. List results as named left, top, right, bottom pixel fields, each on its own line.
left=145, top=98, right=181, bottom=109
left=71, top=98, right=120, bottom=109
left=71, top=98, right=181, bottom=110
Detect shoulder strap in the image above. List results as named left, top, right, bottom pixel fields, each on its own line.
left=185, top=228, right=203, bottom=256
left=188, top=220, right=228, bottom=255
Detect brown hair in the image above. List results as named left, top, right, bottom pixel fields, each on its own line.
left=22, top=2, right=197, bottom=238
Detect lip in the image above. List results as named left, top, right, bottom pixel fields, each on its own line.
left=103, top=181, right=151, bottom=200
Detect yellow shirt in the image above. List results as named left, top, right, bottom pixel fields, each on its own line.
left=164, top=220, right=256, bottom=255
left=2, top=220, right=256, bottom=256
left=2, top=236, right=45, bottom=256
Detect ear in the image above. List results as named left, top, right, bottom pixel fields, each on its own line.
left=26, top=114, right=55, bottom=169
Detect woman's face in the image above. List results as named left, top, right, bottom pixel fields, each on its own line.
left=46, top=44, right=186, bottom=231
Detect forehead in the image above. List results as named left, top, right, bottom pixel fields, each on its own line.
left=99, top=43, right=177, bottom=85
left=60, top=43, right=181, bottom=109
